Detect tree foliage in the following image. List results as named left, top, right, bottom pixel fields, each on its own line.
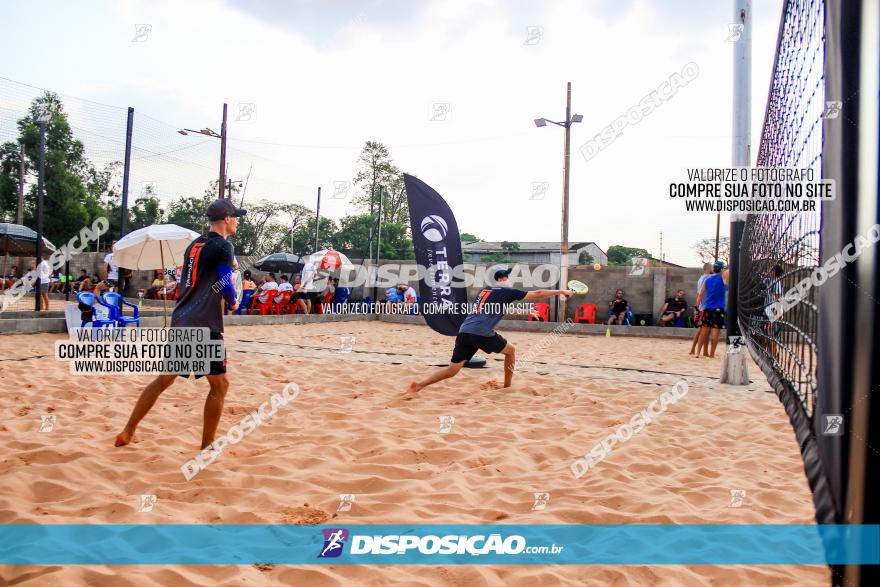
left=578, top=250, right=595, bottom=265
left=692, top=237, right=730, bottom=264
left=607, top=245, right=652, bottom=266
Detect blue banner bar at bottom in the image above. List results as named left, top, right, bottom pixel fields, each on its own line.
left=0, top=524, right=877, bottom=565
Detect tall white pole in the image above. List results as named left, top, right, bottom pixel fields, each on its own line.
left=722, top=0, right=751, bottom=385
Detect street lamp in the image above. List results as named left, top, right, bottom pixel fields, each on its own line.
left=535, top=82, right=582, bottom=322
left=178, top=103, right=228, bottom=198
left=34, top=108, right=50, bottom=312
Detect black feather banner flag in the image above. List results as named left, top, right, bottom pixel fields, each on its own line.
left=404, top=174, right=467, bottom=336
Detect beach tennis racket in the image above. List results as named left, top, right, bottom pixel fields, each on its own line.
left=568, top=279, right=589, bottom=294
left=232, top=270, right=243, bottom=306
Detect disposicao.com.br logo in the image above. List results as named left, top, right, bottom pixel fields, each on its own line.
left=317, top=528, right=563, bottom=558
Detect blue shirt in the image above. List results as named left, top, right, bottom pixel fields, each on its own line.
left=696, top=274, right=709, bottom=310
left=459, top=287, right=527, bottom=337
left=703, top=273, right=726, bottom=310
left=385, top=287, right=401, bottom=303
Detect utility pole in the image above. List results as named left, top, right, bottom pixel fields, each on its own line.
left=16, top=143, right=24, bottom=225
left=721, top=0, right=751, bottom=385
left=314, top=186, right=322, bottom=252
left=35, top=115, right=48, bottom=311
left=219, top=103, right=228, bottom=198
left=560, top=82, right=573, bottom=322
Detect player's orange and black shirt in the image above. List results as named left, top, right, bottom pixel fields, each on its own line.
left=170, top=231, right=236, bottom=334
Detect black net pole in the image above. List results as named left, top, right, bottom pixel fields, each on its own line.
left=119, top=107, right=133, bottom=299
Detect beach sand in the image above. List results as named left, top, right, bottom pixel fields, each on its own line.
left=0, top=322, right=829, bottom=585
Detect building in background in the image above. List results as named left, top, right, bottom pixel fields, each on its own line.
left=462, top=241, right=607, bottom=266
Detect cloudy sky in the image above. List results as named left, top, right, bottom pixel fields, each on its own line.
left=0, top=0, right=783, bottom=265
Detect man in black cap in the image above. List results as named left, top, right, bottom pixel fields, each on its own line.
left=404, top=267, right=573, bottom=396
left=115, top=198, right=246, bottom=449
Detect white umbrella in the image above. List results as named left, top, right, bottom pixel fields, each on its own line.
left=112, top=224, right=199, bottom=269
left=112, top=224, right=200, bottom=325
left=307, top=248, right=354, bottom=271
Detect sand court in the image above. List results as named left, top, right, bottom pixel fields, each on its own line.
left=0, top=322, right=829, bottom=585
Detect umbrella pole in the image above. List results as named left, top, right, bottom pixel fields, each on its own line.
left=161, top=244, right=167, bottom=327
left=1, top=252, right=7, bottom=289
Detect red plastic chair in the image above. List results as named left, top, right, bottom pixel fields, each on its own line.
left=252, top=289, right=278, bottom=315
left=574, top=303, right=598, bottom=324
left=274, top=291, right=292, bottom=314
left=316, top=291, right=334, bottom=314
left=529, top=302, right=550, bottom=322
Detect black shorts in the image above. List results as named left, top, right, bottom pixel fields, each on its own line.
left=179, top=331, right=227, bottom=379
left=305, top=292, right=320, bottom=303
left=451, top=332, right=507, bottom=364
left=703, top=308, right=726, bottom=329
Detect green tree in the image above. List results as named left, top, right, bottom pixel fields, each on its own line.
left=578, top=250, right=595, bottom=265
left=460, top=232, right=481, bottom=243
left=13, top=92, right=100, bottom=246
left=351, top=141, right=409, bottom=224
left=691, top=237, right=730, bottom=264
left=501, top=241, right=520, bottom=253
left=0, top=141, right=23, bottom=220
left=333, top=213, right=413, bottom=260
left=166, top=193, right=214, bottom=234
left=607, top=245, right=651, bottom=266
left=289, top=216, right=339, bottom=257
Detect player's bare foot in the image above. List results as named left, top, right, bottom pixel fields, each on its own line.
left=402, top=381, right=420, bottom=398
left=114, top=430, right=133, bottom=446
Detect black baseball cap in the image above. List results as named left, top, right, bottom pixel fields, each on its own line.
left=494, top=267, right=513, bottom=280
left=206, top=199, right=247, bottom=221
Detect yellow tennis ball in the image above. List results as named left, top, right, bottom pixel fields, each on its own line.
left=593, top=263, right=601, bottom=271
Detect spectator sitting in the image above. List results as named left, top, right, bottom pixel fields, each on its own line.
left=158, top=274, right=178, bottom=299
left=384, top=286, right=401, bottom=304
left=78, top=276, right=95, bottom=292
left=93, top=274, right=110, bottom=297
left=47, top=270, right=61, bottom=293
left=606, top=289, right=630, bottom=325
left=2, top=265, right=21, bottom=290
left=72, top=269, right=88, bottom=292
left=276, top=274, right=294, bottom=303
left=242, top=270, right=256, bottom=291
left=396, top=283, right=417, bottom=311
left=659, top=290, right=688, bottom=326
left=146, top=271, right=165, bottom=299
left=257, top=274, right=279, bottom=305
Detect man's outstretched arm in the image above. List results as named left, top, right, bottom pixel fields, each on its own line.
left=523, top=289, right=573, bottom=300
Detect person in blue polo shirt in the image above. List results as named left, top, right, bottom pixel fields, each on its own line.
left=695, top=260, right=730, bottom=358
left=404, top=267, right=573, bottom=396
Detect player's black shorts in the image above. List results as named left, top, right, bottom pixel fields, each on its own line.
left=451, top=332, right=508, bottom=364
left=179, top=331, right=227, bottom=379
left=703, top=308, right=726, bottom=329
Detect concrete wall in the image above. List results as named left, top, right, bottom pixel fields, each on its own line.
left=4, top=249, right=702, bottom=325
left=341, top=261, right=703, bottom=324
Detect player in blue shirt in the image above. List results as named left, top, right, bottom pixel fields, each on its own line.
left=404, top=268, right=572, bottom=396
left=695, top=260, right=730, bottom=358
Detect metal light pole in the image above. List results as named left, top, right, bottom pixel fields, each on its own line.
left=178, top=103, right=228, bottom=198
left=535, top=83, right=582, bottom=322
left=314, top=186, right=322, bottom=252
left=16, top=143, right=25, bottom=225
left=219, top=103, right=228, bottom=198
left=34, top=110, right=50, bottom=312
left=720, top=0, right=751, bottom=385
